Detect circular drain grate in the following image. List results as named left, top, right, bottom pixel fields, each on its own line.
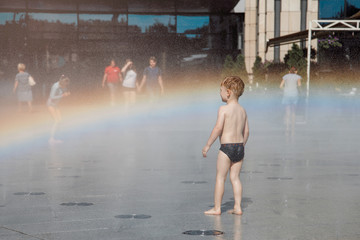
left=60, top=202, right=77, bottom=206
left=134, top=214, right=151, bottom=219
left=267, top=177, right=293, bottom=180
left=60, top=202, right=93, bottom=206
left=57, top=176, right=81, bottom=178
left=14, top=192, right=46, bottom=196
left=114, top=214, right=151, bottom=219
left=181, top=181, right=207, bottom=184
left=114, top=214, right=133, bottom=219
left=77, top=202, right=94, bottom=206
left=183, top=230, right=224, bottom=236
left=13, top=192, right=30, bottom=195
left=30, top=192, right=45, bottom=195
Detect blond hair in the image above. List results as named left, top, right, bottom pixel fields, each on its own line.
left=17, top=63, right=26, bottom=71
left=221, top=76, right=245, bottom=98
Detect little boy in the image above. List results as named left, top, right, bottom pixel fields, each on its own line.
left=202, top=76, right=249, bottom=215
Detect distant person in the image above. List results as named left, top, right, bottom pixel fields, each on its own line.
left=121, top=59, right=138, bottom=113
left=47, top=75, right=70, bottom=145
left=279, top=66, right=302, bottom=135
left=138, top=56, right=164, bottom=101
left=102, top=59, right=122, bottom=106
left=12, top=63, right=33, bottom=112
left=202, top=76, right=249, bottom=215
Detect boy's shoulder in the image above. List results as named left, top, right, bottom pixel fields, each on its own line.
left=220, top=102, right=246, bottom=112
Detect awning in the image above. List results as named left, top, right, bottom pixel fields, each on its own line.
left=266, top=11, right=360, bottom=52
left=266, top=30, right=329, bottom=52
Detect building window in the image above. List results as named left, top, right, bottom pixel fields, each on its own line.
left=79, top=14, right=127, bottom=40
left=0, top=12, right=25, bottom=25
left=128, top=0, right=175, bottom=13
left=319, top=0, right=345, bottom=19
left=177, top=15, right=209, bottom=36
left=27, top=13, right=77, bottom=39
left=176, top=0, right=209, bottom=13
left=128, top=15, right=176, bottom=34
left=78, top=0, right=126, bottom=12
left=0, top=0, right=26, bottom=10
left=28, top=0, right=76, bottom=11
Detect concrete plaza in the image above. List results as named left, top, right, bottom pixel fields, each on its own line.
left=0, top=85, right=359, bottom=240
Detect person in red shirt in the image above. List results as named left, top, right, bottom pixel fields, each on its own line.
left=102, top=59, right=122, bottom=106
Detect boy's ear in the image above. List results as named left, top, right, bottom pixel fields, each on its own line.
left=227, top=89, right=231, bottom=96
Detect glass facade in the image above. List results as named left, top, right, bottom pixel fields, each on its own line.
left=0, top=0, right=243, bottom=93
left=319, top=0, right=360, bottom=19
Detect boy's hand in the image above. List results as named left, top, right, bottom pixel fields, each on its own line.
left=202, top=145, right=210, bottom=157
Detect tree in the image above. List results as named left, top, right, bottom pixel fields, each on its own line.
left=221, top=54, right=248, bottom=81
left=234, top=54, right=248, bottom=81
left=221, top=54, right=235, bottom=78
left=284, top=43, right=307, bottom=74
left=252, top=56, right=265, bottom=82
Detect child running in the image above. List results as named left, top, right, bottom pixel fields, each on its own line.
left=202, top=76, right=249, bottom=215
left=47, top=75, right=70, bottom=145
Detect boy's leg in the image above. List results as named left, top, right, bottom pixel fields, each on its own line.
left=123, top=91, right=129, bottom=113
left=27, top=101, right=33, bottom=112
left=48, top=107, right=62, bottom=143
left=228, top=160, right=243, bottom=215
left=205, top=151, right=231, bottom=215
left=130, top=91, right=136, bottom=105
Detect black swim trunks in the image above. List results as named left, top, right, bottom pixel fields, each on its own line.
left=219, top=143, right=244, bottom=163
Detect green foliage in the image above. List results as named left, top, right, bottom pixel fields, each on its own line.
left=222, top=55, right=235, bottom=75
left=221, top=54, right=248, bottom=81
left=252, top=56, right=266, bottom=81
left=283, top=43, right=307, bottom=74
left=318, top=35, right=342, bottom=49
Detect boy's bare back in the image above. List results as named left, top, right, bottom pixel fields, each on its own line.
left=219, top=102, right=248, bottom=144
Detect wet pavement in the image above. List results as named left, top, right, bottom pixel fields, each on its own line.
left=0, top=87, right=360, bottom=240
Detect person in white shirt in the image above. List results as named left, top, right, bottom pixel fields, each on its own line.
left=121, top=59, right=138, bottom=113
left=280, top=66, right=302, bottom=135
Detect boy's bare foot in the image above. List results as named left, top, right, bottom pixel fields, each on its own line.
left=204, top=208, right=221, bottom=215
left=227, top=209, right=243, bottom=215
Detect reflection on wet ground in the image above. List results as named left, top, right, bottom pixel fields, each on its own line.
left=0, top=88, right=359, bottom=239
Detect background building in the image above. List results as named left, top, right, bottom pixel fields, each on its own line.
left=244, top=0, right=360, bottom=76
left=0, top=0, right=244, bottom=94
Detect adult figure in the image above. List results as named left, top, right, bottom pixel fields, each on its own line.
left=12, top=63, right=33, bottom=112
left=102, top=59, right=122, bottom=106
left=138, top=56, right=164, bottom=101
left=279, top=66, right=302, bottom=135
left=121, top=59, right=138, bottom=113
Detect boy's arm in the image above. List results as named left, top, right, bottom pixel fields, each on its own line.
left=202, top=107, right=225, bottom=157
left=121, top=62, right=131, bottom=73
left=118, top=72, right=123, bottom=83
left=139, top=75, right=146, bottom=91
left=297, top=78, right=301, bottom=87
left=13, top=80, right=18, bottom=93
left=279, top=79, right=285, bottom=89
left=158, top=76, right=164, bottom=95
left=243, top=115, right=249, bottom=146
left=102, top=73, right=107, bottom=88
